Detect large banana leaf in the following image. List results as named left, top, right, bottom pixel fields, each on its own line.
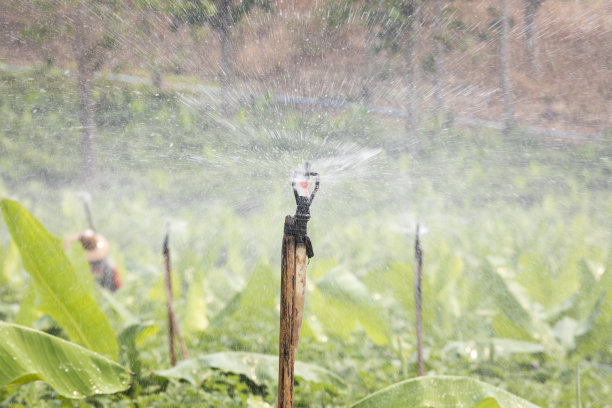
left=154, top=351, right=345, bottom=390
left=1, top=199, right=118, bottom=358
left=351, top=376, right=540, bottom=408
left=0, top=321, right=130, bottom=398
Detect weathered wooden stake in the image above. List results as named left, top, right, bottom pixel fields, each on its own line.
left=163, top=229, right=188, bottom=366
left=414, top=224, right=425, bottom=376
left=277, top=216, right=308, bottom=408
left=277, top=163, right=318, bottom=407
left=82, top=200, right=96, bottom=231
left=278, top=216, right=297, bottom=408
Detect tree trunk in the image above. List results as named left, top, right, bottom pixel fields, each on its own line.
left=75, top=2, right=98, bottom=187
left=404, top=17, right=420, bottom=153
left=523, top=0, right=541, bottom=77
left=360, top=25, right=375, bottom=104
left=219, top=0, right=234, bottom=116
left=432, top=0, right=444, bottom=114
left=141, top=9, right=163, bottom=88
left=500, top=0, right=514, bottom=134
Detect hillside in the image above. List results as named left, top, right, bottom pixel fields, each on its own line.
left=0, top=0, right=610, bottom=135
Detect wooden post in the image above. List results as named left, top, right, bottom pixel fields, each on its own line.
left=278, top=216, right=297, bottom=408
left=277, top=164, right=318, bottom=407
left=414, top=224, right=425, bottom=376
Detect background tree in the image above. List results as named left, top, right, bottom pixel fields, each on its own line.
left=169, top=0, right=272, bottom=115
left=74, top=0, right=120, bottom=187
left=3, top=0, right=120, bottom=186
left=432, top=0, right=445, bottom=114
left=500, top=0, right=514, bottom=134
left=361, top=0, right=423, bottom=153
left=134, top=0, right=170, bottom=88
left=523, top=0, right=544, bottom=77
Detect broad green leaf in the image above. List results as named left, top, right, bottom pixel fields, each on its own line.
left=573, top=259, right=599, bottom=319
left=473, top=397, right=502, bottom=408
left=98, top=286, right=138, bottom=324
left=0, top=321, right=131, bottom=399
left=210, top=263, right=278, bottom=328
left=575, top=265, right=612, bottom=357
left=0, top=239, right=20, bottom=286
left=517, top=250, right=579, bottom=309
left=148, top=265, right=181, bottom=302
left=183, top=268, right=208, bottom=334
left=364, top=262, right=413, bottom=313
left=481, top=262, right=559, bottom=353
left=154, top=351, right=345, bottom=390
left=117, top=321, right=159, bottom=378
left=314, top=267, right=390, bottom=345
left=65, top=240, right=96, bottom=297
left=14, top=280, right=39, bottom=326
left=1, top=199, right=118, bottom=358
left=351, top=376, right=540, bottom=408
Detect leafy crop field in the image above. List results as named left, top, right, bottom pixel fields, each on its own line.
left=0, top=69, right=611, bottom=407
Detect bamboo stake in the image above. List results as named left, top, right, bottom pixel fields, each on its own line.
left=78, top=193, right=96, bottom=231
left=414, top=224, right=425, bottom=376
left=163, top=228, right=188, bottom=366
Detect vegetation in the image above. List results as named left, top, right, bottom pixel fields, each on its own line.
left=0, top=68, right=610, bottom=407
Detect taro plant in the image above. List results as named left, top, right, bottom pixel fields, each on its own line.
left=0, top=199, right=131, bottom=398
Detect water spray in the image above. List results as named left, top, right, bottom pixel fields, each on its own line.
left=277, top=162, right=319, bottom=408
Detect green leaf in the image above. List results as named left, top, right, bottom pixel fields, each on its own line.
left=0, top=321, right=131, bottom=399
left=481, top=261, right=559, bottom=353
left=154, top=351, right=345, bottom=390
left=1, top=199, right=118, bottom=358
left=210, top=263, right=278, bottom=328
left=473, top=397, right=502, bottom=408
left=314, top=267, right=390, bottom=345
left=182, top=268, right=208, bottom=334
left=576, top=265, right=612, bottom=356
left=0, top=238, right=20, bottom=286
left=117, top=321, right=159, bottom=378
left=14, top=280, right=39, bottom=326
left=351, top=376, right=540, bottom=408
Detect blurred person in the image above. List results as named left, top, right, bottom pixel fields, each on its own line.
left=65, top=229, right=122, bottom=292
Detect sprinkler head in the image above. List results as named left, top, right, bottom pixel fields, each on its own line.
left=287, top=162, right=319, bottom=259
left=292, top=162, right=320, bottom=201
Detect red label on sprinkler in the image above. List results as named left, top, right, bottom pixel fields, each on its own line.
left=296, top=178, right=310, bottom=196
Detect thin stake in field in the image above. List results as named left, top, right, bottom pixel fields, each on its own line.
left=81, top=195, right=96, bottom=231
left=163, top=227, right=188, bottom=366
left=414, top=224, right=425, bottom=376
left=277, top=163, right=319, bottom=408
